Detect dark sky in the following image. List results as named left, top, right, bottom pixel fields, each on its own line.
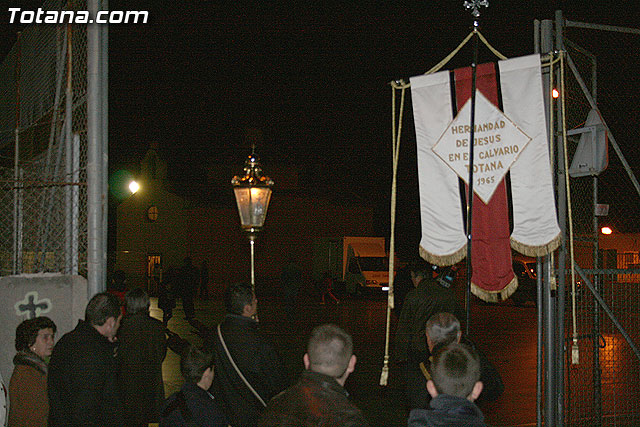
left=1, top=1, right=639, bottom=233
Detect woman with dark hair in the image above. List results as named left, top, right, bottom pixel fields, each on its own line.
left=8, top=316, right=56, bottom=427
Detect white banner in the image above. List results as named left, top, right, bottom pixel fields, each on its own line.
left=501, top=55, right=561, bottom=255
left=411, top=54, right=560, bottom=264
left=411, top=71, right=467, bottom=265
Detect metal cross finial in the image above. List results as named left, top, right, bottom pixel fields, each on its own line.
left=464, top=0, right=489, bottom=18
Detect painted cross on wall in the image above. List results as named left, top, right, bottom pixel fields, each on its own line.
left=14, top=291, right=52, bottom=319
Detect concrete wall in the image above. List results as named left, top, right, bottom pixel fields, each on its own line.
left=0, top=274, right=87, bottom=385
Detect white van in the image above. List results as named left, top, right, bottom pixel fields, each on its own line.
left=342, top=237, right=391, bottom=293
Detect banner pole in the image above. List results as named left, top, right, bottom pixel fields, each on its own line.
left=464, top=26, right=478, bottom=337
left=463, top=0, right=488, bottom=337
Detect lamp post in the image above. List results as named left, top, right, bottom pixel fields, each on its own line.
left=232, top=148, right=274, bottom=291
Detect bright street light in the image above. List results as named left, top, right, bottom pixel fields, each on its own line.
left=129, top=180, right=140, bottom=194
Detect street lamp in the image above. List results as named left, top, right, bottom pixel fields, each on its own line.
left=128, top=180, right=140, bottom=194
left=231, top=148, right=274, bottom=290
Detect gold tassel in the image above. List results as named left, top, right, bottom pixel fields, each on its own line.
left=379, top=356, right=389, bottom=386
left=571, top=338, right=579, bottom=365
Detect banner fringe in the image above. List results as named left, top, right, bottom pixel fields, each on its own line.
left=419, top=245, right=466, bottom=267
left=510, top=233, right=562, bottom=257
left=471, top=276, right=519, bottom=302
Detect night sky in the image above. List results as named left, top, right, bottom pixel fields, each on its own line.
left=1, top=2, right=639, bottom=236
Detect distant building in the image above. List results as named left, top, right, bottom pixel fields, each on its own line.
left=115, top=146, right=190, bottom=289
left=114, top=146, right=376, bottom=292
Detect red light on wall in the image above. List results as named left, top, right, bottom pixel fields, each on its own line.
left=601, top=226, right=612, bottom=235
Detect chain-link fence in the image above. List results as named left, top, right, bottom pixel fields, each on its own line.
left=0, top=0, right=88, bottom=277
left=565, top=270, right=640, bottom=426
left=562, top=30, right=640, bottom=426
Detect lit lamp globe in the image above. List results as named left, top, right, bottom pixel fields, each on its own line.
left=231, top=152, right=274, bottom=234
left=231, top=150, right=274, bottom=289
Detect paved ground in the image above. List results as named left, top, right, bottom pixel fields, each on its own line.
left=152, top=287, right=538, bottom=427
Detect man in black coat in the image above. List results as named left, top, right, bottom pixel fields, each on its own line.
left=394, top=259, right=460, bottom=409
left=178, top=257, right=198, bottom=320
left=118, top=288, right=167, bottom=426
left=48, top=292, right=124, bottom=427
left=210, top=283, right=288, bottom=427
left=259, top=323, right=369, bottom=427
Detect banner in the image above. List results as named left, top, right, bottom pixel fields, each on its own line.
left=411, top=54, right=561, bottom=300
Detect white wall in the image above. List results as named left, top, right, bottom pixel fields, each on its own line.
left=0, top=274, right=87, bottom=384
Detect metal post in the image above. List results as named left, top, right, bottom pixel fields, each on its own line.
left=65, top=24, right=74, bottom=274
left=72, top=134, right=80, bottom=274
left=15, top=167, right=24, bottom=274
left=533, top=21, right=543, bottom=427
left=12, top=34, right=22, bottom=275
left=592, top=175, right=602, bottom=425
left=544, top=251, right=556, bottom=426
left=554, top=11, right=566, bottom=425
left=536, top=257, right=543, bottom=427
left=461, top=0, right=489, bottom=337
left=87, top=0, right=105, bottom=295
left=101, top=1, right=109, bottom=285
left=249, top=235, right=256, bottom=291
left=541, top=18, right=557, bottom=427
left=464, top=24, right=480, bottom=338
left=13, top=127, right=20, bottom=275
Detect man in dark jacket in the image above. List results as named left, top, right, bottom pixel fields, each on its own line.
left=48, top=292, right=124, bottom=427
left=118, top=288, right=167, bottom=426
left=394, top=259, right=460, bottom=409
left=408, top=343, right=486, bottom=427
left=210, top=283, right=288, bottom=426
left=259, top=323, right=369, bottom=427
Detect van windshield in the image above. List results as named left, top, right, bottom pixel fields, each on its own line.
left=358, top=257, right=387, bottom=272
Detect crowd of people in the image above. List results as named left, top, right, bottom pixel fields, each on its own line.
left=3, top=258, right=503, bottom=427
